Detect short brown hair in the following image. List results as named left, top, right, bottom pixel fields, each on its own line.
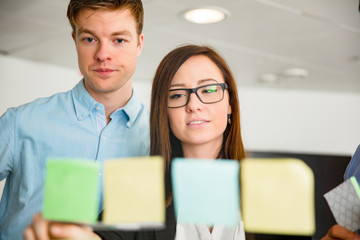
left=150, top=44, right=245, bottom=171
left=67, top=0, right=144, bottom=35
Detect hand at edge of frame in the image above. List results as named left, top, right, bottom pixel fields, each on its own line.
left=23, top=212, right=101, bottom=240
left=321, top=224, right=360, bottom=240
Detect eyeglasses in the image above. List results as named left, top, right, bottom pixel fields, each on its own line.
left=168, top=83, right=228, bottom=108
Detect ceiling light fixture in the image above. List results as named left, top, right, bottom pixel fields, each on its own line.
left=349, top=55, right=360, bottom=64
left=280, top=68, right=309, bottom=79
left=182, top=7, right=230, bottom=24
left=258, top=73, right=280, bottom=83
left=258, top=68, right=309, bottom=84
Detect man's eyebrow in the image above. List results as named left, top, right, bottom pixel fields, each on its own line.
left=111, top=30, right=132, bottom=37
left=77, top=27, right=94, bottom=35
left=77, top=28, right=133, bottom=39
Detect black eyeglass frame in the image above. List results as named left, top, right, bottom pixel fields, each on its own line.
left=168, top=83, right=229, bottom=108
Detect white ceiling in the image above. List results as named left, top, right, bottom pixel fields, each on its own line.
left=0, top=0, right=359, bottom=93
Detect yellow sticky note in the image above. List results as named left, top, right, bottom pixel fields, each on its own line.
left=103, top=156, right=165, bottom=225
left=241, top=158, right=315, bottom=236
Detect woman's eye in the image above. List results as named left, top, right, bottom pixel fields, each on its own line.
left=203, top=88, right=217, bottom=94
left=170, top=93, right=184, bottom=99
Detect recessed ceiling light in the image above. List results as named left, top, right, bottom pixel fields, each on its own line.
left=349, top=55, right=360, bottom=64
left=258, top=73, right=280, bottom=83
left=182, top=7, right=230, bottom=24
left=258, top=68, right=309, bottom=84
left=281, top=68, right=309, bottom=79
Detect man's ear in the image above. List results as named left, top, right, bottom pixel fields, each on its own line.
left=71, top=31, right=75, bottom=42
left=137, top=33, right=144, bottom=57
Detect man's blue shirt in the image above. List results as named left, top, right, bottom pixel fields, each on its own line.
left=0, top=80, right=150, bottom=240
left=343, top=144, right=360, bottom=234
left=344, top=145, right=360, bottom=181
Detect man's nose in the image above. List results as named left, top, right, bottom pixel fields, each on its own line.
left=95, top=42, right=112, bottom=62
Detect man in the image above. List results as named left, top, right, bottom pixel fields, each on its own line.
left=0, top=0, right=148, bottom=239
left=321, top=145, right=360, bottom=240
left=322, top=3, right=360, bottom=239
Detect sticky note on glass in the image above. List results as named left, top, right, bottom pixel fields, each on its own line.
left=241, top=158, right=315, bottom=236
left=172, top=158, right=240, bottom=226
left=324, top=176, right=360, bottom=232
left=43, top=159, right=100, bottom=223
left=102, top=156, right=165, bottom=227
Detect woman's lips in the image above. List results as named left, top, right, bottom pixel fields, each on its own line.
left=187, top=120, right=206, bottom=125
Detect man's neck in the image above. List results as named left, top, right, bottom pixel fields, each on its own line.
left=85, top=80, right=133, bottom=124
left=105, top=95, right=132, bottom=124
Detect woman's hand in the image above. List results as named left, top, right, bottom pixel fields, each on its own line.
left=24, top=213, right=101, bottom=240
left=321, top=225, right=360, bottom=240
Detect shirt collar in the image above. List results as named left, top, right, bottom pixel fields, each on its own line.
left=112, top=90, right=145, bottom=128
left=72, top=80, right=145, bottom=127
left=72, top=80, right=98, bottom=121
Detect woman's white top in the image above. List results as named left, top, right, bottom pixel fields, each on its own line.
left=175, top=222, right=246, bottom=240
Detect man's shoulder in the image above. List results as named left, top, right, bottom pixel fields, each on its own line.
left=344, top=145, right=360, bottom=181
left=15, top=89, right=73, bottom=112
left=2, top=89, right=74, bottom=123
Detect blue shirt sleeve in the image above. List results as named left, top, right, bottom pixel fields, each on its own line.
left=344, top=145, right=360, bottom=182
left=0, top=109, right=16, bottom=181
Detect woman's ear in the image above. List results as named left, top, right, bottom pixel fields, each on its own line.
left=227, top=104, right=232, bottom=114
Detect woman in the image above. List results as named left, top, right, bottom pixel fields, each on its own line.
left=150, top=44, right=246, bottom=240
left=24, top=44, right=245, bottom=240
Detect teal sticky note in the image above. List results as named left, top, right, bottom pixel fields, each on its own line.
left=171, top=158, right=240, bottom=226
left=43, top=158, right=99, bottom=223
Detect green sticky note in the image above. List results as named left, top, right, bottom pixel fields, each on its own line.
left=172, top=158, right=240, bottom=226
left=43, top=158, right=99, bottom=223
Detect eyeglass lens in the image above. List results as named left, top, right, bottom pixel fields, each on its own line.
left=168, top=84, right=225, bottom=108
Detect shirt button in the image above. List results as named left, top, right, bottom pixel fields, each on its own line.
left=102, top=136, right=106, bottom=140
left=126, top=122, right=131, bottom=127
left=96, top=106, right=101, bottom=111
